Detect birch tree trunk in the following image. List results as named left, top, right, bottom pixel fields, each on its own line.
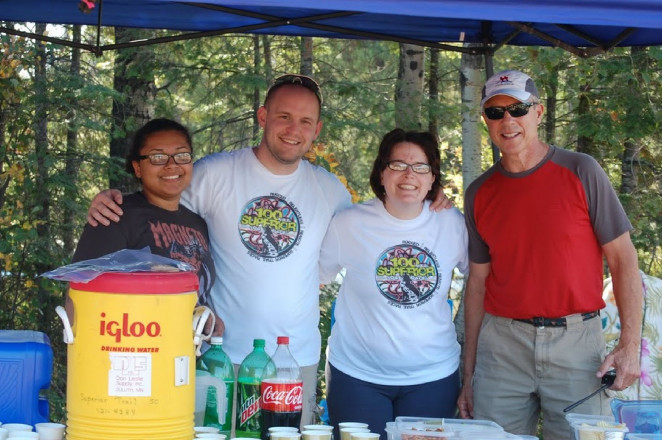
left=460, top=47, right=483, bottom=191
left=300, top=37, right=313, bottom=77
left=395, top=43, right=424, bottom=130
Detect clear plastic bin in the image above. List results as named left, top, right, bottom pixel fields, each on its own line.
left=394, top=417, right=503, bottom=432
left=625, top=435, right=662, bottom=440
left=386, top=420, right=455, bottom=440
left=611, top=399, right=662, bottom=434
left=385, top=417, right=504, bottom=440
left=571, top=419, right=628, bottom=440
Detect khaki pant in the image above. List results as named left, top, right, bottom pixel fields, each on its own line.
left=473, top=313, right=611, bottom=440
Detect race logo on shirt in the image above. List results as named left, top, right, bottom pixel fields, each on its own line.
left=238, top=194, right=302, bottom=262
left=375, top=242, right=439, bottom=308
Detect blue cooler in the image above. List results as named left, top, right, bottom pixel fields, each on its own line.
left=0, top=330, right=53, bottom=424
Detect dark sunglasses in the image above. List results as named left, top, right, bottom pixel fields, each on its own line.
left=267, top=74, right=323, bottom=105
left=483, top=102, right=536, bottom=120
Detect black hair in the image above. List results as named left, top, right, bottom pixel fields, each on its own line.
left=125, top=118, right=192, bottom=176
left=369, top=128, right=441, bottom=203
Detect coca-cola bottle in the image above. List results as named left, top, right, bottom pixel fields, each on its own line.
left=260, top=336, right=303, bottom=440
left=237, top=339, right=276, bottom=438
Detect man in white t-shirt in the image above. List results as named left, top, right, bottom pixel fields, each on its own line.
left=88, top=74, right=349, bottom=427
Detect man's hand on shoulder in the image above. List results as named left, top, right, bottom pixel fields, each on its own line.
left=87, top=189, right=124, bottom=226
left=429, top=186, right=454, bottom=212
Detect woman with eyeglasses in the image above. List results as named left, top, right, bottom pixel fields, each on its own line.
left=319, top=128, right=468, bottom=440
left=68, top=118, right=217, bottom=328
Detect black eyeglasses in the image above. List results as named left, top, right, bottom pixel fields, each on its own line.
left=267, top=74, right=323, bottom=105
left=483, top=102, right=536, bottom=120
left=387, top=160, right=432, bottom=174
left=138, top=152, right=192, bottom=165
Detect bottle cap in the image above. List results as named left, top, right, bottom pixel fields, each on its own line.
left=253, top=338, right=266, bottom=347
left=277, top=336, right=289, bottom=344
left=210, top=336, right=223, bottom=345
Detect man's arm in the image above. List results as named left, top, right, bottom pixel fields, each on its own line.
left=457, top=261, right=489, bottom=419
left=87, top=189, right=124, bottom=226
left=429, top=187, right=453, bottom=211
left=599, top=231, right=643, bottom=390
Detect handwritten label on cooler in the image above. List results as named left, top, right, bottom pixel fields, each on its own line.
left=108, top=352, right=152, bottom=396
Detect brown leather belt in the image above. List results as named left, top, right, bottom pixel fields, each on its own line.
left=514, top=310, right=600, bottom=328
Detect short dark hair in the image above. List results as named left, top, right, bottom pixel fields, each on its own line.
left=369, top=128, right=441, bottom=203
left=264, top=74, right=323, bottom=108
left=125, top=118, right=192, bottom=175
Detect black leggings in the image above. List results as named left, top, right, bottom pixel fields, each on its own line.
left=326, top=363, right=459, bottom=440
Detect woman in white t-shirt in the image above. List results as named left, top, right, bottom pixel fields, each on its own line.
left=320, top=129, right=469, bottom=439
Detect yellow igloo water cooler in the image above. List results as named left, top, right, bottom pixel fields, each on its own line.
left=59, top=271, right=205, bottom=440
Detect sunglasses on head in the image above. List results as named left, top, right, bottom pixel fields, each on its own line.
left=483, top=102, right=536, bottom=120
left=268, top=74, right=323, bottom=105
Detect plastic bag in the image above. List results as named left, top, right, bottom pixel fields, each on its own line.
left=41, top=247, right=194, bottom=283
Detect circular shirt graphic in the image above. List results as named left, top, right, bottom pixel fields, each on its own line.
left=239, top=196, right=301, bottom=258
left=375, top=244, right=439, bottom=304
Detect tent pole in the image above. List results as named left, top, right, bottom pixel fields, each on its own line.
left=95, top=0, right=103, bottom=56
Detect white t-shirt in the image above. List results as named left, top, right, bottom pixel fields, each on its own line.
left=183, top=147, right=351, bottom=365
left=320, top=199, right=468, bottom=385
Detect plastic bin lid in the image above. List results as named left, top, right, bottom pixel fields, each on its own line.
left=386, top=417, right=510, bottom=440
left=566, top=413, right=617, bottom=424
left=395, top=417, right=502, bottom=431
left=0, top=330, right=50, bottom=345
left=456, top=433, right=521, bottom=439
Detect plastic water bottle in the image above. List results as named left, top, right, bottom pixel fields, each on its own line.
left=196, top=336, right=235, bottom=437
left=236, top=339, right=276, bottom=438
left=260, top=336, right=303, bottom=440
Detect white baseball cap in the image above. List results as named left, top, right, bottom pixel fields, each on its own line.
left=481, top=70, right=540, bottom=108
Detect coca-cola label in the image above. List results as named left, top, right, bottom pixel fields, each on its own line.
left=260, top=380, right=303, bottom=412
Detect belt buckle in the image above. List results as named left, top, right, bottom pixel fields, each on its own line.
left=532, top=317, right=545, bottom=328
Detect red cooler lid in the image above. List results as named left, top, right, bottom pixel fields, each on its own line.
left=70, top=271, right=199, bottom=294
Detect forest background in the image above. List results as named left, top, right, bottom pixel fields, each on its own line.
left=0, top=24, right=661, bottom=423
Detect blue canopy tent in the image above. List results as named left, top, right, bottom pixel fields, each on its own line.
left=1, top=0, right=662, bottom=56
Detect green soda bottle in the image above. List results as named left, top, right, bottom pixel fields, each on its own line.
left=197, top=336, right=235, bottom=437
left=236, top=339, right=276, bottom=438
